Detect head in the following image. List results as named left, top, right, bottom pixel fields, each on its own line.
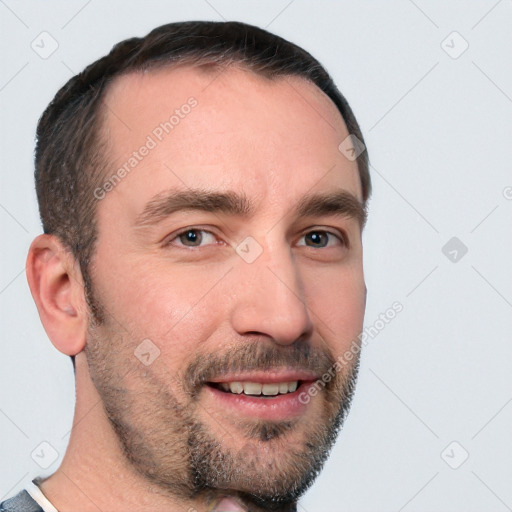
left=27, top=21, right=371, bottom=511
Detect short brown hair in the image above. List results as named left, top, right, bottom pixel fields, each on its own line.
left=35, top=20, right=371, bottom=339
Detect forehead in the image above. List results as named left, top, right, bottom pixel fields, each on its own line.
left=99, top=64, right=362, bottom=219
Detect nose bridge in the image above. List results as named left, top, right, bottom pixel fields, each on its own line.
left=229, top=233, right=314, bottom=345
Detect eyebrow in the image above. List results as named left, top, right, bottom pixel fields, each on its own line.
left=135, top=189, right=253, bottom=227
left=296, top=190, right=367, bottom=227
left=134, top=188, right=367, bottom=228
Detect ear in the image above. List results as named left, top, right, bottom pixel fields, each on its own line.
left=26, top=234, right=88, bottom=356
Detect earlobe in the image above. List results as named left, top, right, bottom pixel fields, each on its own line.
left=26, top=234, right=88, bottom=356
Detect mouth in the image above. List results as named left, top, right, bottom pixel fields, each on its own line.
left=207, top=380, right=301, bottom=397
left=202, top=372, right=320, bottom=421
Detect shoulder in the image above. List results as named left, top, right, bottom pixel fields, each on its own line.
left=0, top=489, right=44, bottom=512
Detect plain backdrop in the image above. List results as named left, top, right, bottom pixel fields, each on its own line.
left=1, top=1, right=512, bottom=511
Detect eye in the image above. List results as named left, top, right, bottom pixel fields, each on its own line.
left=168, top=228, right=218, bottom=248
left=297, top=230, right=346, bottom=249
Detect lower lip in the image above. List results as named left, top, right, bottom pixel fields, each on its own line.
left=203, top=381, right=317, bottom=421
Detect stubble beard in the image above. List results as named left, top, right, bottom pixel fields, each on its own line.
left=83, top=305, right=360, bottom=511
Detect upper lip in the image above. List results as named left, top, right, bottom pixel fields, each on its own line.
left=207, top=370, right=320, bottom=384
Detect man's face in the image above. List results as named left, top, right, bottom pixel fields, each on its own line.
left=85, top=65, right=366, bottom=509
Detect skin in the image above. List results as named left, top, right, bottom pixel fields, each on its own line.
left=26, top=65, right=367, bottom=512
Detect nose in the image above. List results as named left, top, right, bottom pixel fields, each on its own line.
left=229, top=238, right=314, bottom=346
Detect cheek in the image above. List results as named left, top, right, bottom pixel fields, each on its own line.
left=304, top=264, right=366, bottom=348
left=93, top=257, right=227, bottom=360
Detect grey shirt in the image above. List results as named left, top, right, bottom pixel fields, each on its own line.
left=0, top=490, right=44, bottom=512
left=0, top=480, right=56, bottom=512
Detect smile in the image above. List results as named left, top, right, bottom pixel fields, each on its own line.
left=203, top=372, right=320, bottom=421
left=210, top=381, right=299, bottom=396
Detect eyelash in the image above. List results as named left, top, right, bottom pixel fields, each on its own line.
left=166, top=227, right=348, bottom=250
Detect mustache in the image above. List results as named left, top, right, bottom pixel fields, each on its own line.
left=183, top=338, right=336, bottom=398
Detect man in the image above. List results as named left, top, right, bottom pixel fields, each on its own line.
left=2, top=20, right=371, bottom=512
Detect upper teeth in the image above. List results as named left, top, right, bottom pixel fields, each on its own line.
left=218, top=381, right=299, bottom=396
